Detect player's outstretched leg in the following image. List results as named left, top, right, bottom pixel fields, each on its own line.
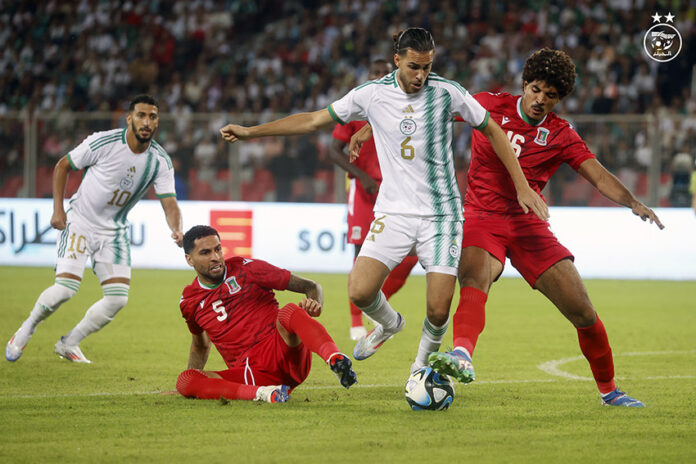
left=5, top=278, right=80, bottom=362
left=328, top=352, right=358, bottom=389
left=349, top=300, right=367, bottom=341
left=54, top=336, right=91, bottom=363
left=176, top=369, right=289, bottom=403
left=601, top=388, right=646, bottom=407
left=428, top=347, right=475, bottom=384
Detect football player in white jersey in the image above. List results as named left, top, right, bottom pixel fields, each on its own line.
left=5, top=95, right=183, bottom=364
left=220, top=28, right=548, bottom=373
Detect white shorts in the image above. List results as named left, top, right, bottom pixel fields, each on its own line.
left=358, top=212, right=462, bottom=276
left=55, top=217, right=131, bottom=282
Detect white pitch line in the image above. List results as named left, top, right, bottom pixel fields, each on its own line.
left=537, top=350, right=696, bottom=381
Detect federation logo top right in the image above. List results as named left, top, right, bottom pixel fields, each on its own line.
left=643, top=12, right=682, bottom=63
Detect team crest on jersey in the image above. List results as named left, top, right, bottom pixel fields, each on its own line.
left=351, top=226, right=362, bottom=241
left=534, top=127, right=550, bottom=146
left=120, top=168, right=135, bottom=190
left=224, top=276, right=241, bottom=294
left=400, top=118, right=417, bottom=135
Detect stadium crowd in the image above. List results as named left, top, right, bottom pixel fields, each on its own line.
left=1, top=0, right=694, bottom=204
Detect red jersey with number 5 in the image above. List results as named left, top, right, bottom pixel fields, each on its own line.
left=179, top=257, right=291, bottom=367
left=466, top=92, right=595, bottom=214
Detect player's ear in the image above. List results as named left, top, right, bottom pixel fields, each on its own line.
left=185, top=254, right=194, bottom=267
left=394, top=53, right=400, bottom=68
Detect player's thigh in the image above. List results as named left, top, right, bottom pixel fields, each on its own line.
left=55, top=220, right=96, bottom=280
left=507, top=217, right=573, bottom=288
left=92, top=229, right=132, bottom=284
left=357, top=212, right=415, bottom=270
left=415, top=218, right=462, bottom=276
left=347, top=181, right=375, bottom=245
left=535, top=258, right=596, bottom=327
left=458, top=246, right=503, bottom=293
left=460, top=213, right=508, bottom=290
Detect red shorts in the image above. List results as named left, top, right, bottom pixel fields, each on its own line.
left=215, top=329, right=311, bottom=389
left=347, top=178, right=379, bottom=245
left=462, top=210, right=573, bottom=288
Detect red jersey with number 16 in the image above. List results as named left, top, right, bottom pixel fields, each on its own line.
left=466, top=92, right=595, bottom=214
left=179, top=257, right=291, bottom=368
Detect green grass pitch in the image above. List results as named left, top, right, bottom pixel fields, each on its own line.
left=1, top=266, right=694, bottom=463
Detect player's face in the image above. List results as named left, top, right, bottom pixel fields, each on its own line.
left=368, top=62, right=391, bottom=80
left=186, top=235, right=225, bottom=284
left=521, top=80, right=560, bottom=121
left=394, top=49, right=434, bottom=94
left=127, top=103, right=159, bottom=144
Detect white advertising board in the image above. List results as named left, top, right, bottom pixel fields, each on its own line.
left=0, top=199, right=694, bottom=280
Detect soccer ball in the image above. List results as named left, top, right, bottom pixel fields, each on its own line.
left=404, top=366, right=455, bottom=411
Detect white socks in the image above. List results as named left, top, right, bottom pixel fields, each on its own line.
left=357, top=291, right=399, bottom=330
left=413, top=317, right=449, bottom=370
left=63, top=283, right=129, bottom=346
left=16, top=278, right=80, bottom=345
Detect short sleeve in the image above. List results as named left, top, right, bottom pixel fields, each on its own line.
left=67, top=132, right=109, bottom=170
left=179, top=293, right=204, bottom=335
left=562, top=125, right=596, bottom=170
left=449, top=85, right=489, bottom=130
left=238, top=258, right=291, bottom=290
left=328, top=85, right=373, bottom=125
left=150, top=143, right=177, bottom=197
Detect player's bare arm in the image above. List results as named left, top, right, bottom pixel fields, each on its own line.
left=220, top=109, right=335, bottom=143
left=287, top=274, right=324, bottom=316
left=478, top=119, right=550, bottom=221
left=349, top=124, right=373, bottom=162
left=329, top=138, right=379, bottom=194
left=160, top=196, right=184, bottom=247
left=187, top=331, right=211, bottom=370
left=578, top=158, right=664, bottom=229
left=50, top=155, right=73, bottom=230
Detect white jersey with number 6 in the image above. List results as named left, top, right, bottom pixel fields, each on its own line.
left=66, top=128, right=176, bottom=232
left=329, top=70, right=489, bottom=221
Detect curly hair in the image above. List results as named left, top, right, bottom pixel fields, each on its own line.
left=183, top=225, right=220, bottom=254
left=522, top=49, right=576, bottom=99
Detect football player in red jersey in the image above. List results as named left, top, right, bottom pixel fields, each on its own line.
left=329, top=58, right=419, bottom=341
left=175, top=225, right=357, bottom=403
left=427, top=49, right=663, bottom=407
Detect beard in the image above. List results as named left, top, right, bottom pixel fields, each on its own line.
left=131, top=121, right=153, bottom=144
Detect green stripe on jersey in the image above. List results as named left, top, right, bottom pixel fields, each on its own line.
left=66, top=154, right=79, bottom=171
left=155, top=193, right=176, bottom=198
left=151, top=140, right=173, bottom=169
left=90, top=136, right=121, bottom=151
left=473, top=111, right=490, bottom=131
left=423, top=87, right=445, bottom=217
left=327, top=105, right=345, bottom=125
left=114, top=151, right=155, bottom=226
left=89, top=134, right=121, bottom=150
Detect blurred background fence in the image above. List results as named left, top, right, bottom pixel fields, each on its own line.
left=0, top=110, right=692, bottom=208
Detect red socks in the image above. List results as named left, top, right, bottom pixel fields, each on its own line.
left=176, top=369, right=257, bottom=400
left=452, top=287, right=487, bottom=356
left=278, top=303, right=339, bottom=362
left=349, top=301, right=363, bottom=327
left=576, top=317, right=616, bottom=394
left=382, top=255, right=419, bottom=299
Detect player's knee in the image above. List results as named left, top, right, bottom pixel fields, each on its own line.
left=42, top=282, right=79, bottom=306
left=176, top=369, right=205, bottom=397
left=347, top=282, right=377, bottom=308
left=277, top=303, right=302, bottom=331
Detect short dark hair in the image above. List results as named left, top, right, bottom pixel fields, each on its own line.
left=522, top=49, right=577, bottom=99
left=392, top=28, right=435, bottom=55
left=128, top=94, right=159, bottom=112
left=183, top=225, right=220, bottom=254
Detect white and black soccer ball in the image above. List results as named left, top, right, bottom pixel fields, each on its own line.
left=404, top=366, right=455, bottom=411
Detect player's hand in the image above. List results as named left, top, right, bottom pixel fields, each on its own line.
left=358, top=173, right=379, bottom=195
left=517, top=186, right=550, bottom=221
left=298, top=297, right=322, bottom=317
left=631, top=201, right=664, bottom=229
left=220, top=124, right=251, bottom=143
left=172, top=230, right=184, bottom=247
left=50, top=210, right=67, bottom=230
left=349, top=124, right=373, bottom=162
